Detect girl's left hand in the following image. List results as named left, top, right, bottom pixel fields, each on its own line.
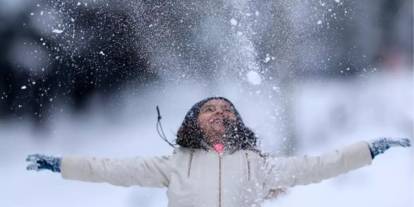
left=369, top=138, right=411, bottom=158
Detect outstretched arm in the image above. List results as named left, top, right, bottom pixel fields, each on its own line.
left=263, top=138, right=410, bottom=189
left=26, top=154, right=173, bottom=188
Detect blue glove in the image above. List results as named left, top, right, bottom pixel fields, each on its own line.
left=26, top=154, right=61, bottom=173
left=369, top=138, right=411, bottom=159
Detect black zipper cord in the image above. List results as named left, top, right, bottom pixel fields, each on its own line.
left=156, top=105, right=176, bottom=148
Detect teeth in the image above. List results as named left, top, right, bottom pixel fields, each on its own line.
left=211, top=118, right=222, bottom=123
left=210, top=119, right=224, bottom=127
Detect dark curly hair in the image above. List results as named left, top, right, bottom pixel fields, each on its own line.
left=176, top=97, right=259, bottom=152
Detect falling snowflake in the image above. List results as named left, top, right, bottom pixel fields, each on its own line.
left=246, top=71, right=262, bottom=85
left=52, top=29, right=64, bottom=34
left=230, top=18, right=238, bottom=26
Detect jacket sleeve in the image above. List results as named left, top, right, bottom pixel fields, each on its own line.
left=60, top=155, right=172, bottom=188
left=263, top=141, right=373, bottom=188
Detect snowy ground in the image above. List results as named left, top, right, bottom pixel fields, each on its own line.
left=1, top=71, right=413, bottom=207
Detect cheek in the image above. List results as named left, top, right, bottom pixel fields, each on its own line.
left=197, top=115, right=209, bottom=130
left=227, top=113, right=237, bottom=121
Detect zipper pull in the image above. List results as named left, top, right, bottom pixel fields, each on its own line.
left=213, top=143, right=225, bottom=155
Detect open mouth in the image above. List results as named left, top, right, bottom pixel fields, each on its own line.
left=210, top=117, right=235, bottom=125
left=210, top=118, right=225, bottom=129
left=210, top=117, right=235, bottom=130
left=212, top=118, right=223, bottom=124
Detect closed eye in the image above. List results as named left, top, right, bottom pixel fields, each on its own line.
left=223, top=107, right=234, bottom=113
left=202, top=106, right=215, bottom=112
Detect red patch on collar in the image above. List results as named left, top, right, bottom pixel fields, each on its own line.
left=213, top=143, right=224, bottom=154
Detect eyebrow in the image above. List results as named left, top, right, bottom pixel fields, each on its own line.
left=201, top=104, right=233, bottom=109
left=201, top=104, right=215, bottom=109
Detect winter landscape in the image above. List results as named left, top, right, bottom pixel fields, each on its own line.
left=0, top=0, right=413, bottom=206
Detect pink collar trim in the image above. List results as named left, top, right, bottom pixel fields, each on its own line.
left=213, top=143, right=225, bottom=154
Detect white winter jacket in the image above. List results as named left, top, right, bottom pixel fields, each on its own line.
left=61, top=141, right=372, bottom=207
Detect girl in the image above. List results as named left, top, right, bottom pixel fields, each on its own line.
left=26, top=97, right=410, bottom=207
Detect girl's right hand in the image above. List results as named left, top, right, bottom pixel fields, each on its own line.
left=26, top=154, right=61, bottom=173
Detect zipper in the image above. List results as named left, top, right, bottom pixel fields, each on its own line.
left=218, top=154, right=223, bottom=207
left=245, top=152, right=251, bottom=181
left=187, top=151, right=194, bottom=177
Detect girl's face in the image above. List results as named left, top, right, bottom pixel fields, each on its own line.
left=197, top=99, right=237, bottom=144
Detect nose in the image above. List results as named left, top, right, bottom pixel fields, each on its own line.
left=215, top=108, right=224, bottom=115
